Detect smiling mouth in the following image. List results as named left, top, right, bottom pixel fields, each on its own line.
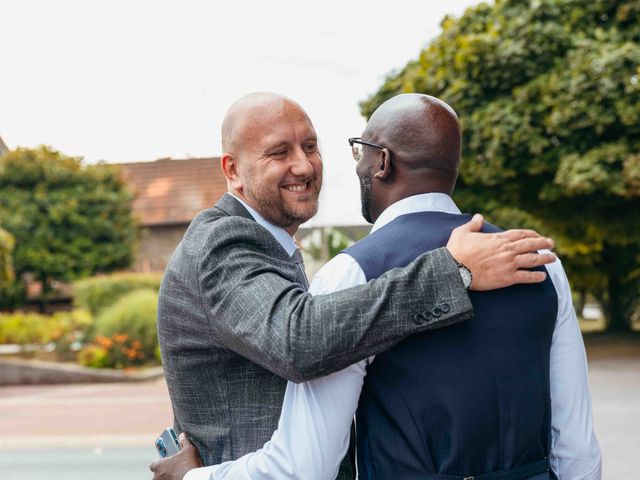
left=282, top=182, right=310, bottom=192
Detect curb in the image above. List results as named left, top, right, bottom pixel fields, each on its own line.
left=0, top=357, right=164, bottom=385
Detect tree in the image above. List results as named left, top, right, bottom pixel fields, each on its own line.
left=361, top=0, right=640, bottom=331
left=0, top=146, right=138, bottom=309
left=0, top=227, right=15, bottom=290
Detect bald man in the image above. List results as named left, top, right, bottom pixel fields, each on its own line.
left=152, top=93, right=559, bottom=480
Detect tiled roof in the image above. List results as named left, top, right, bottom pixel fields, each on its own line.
left=117, top=157, right=226, bottom=226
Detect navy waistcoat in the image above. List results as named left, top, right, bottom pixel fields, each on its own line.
left=343, top=212, right=558, bottom=480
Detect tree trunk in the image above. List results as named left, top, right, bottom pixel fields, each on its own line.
left=38, top=274, right=50, bottom=314
left=606, top=275, right=631, bottom=332
left=576, top=289, right=587, bottom=319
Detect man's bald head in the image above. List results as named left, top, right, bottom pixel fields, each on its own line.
left=364, top=93, right=461, bottom=181
left=356, top=93, right=462, bottom=223
left=221, top=92, right=310, bottom=154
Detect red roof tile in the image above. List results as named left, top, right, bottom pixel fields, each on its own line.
left=117, top=157, right=226, bottom=226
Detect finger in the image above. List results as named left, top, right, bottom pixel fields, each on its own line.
left=509, top=237, right=554, bottom=254
left=515, top=252, right=557, bottom=269
left=501, top=229, right=543, bottom=241
left=516, top=253, right=557, bottom=268
left=512, top=269, right=548, bottom=284
left=455, top=213, right=484, bottom=233
left=469, top=213, right=484, bottom=232
left=150, top=460, right=159, bottom=472
left=179, top=432, right=187, bottom=448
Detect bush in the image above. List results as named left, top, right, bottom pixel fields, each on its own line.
left=74, top=272, right=162, bottom=316
left=49, top=309, right=93, bottom=360
left=0, top=309, right=92, bottom=358
left=92, top=289, right=159, bottom=359
left=0, top=311, right=51, bottom=347
left=77, top=334, right=146, bottom=368
left=0, top=227, right=15, bottom=290
left=77, top=344, right=111, bottom=368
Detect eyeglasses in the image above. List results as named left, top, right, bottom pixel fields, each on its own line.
left=348, top=137, right=386, bottom=162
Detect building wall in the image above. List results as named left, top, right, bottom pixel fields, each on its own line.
left=131, top=223, right=370, bottom=274
left=132, top=224, right=188, bottom=272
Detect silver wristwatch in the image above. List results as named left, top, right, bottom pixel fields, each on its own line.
left=455, top=260, right=472, bottom=290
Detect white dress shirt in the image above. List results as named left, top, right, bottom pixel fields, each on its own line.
left=186, top=193, right=602, bottom=480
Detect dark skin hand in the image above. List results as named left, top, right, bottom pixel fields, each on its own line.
left=150, top=433, right=203, bottom=480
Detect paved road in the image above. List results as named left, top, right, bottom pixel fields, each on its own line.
left=0, top=336, right=638, bottom=479
left=0, top=447, right=156, bottom=480
left=586, top=337, right=640, bottom=479
left=0, top=379, right=172, bottom=480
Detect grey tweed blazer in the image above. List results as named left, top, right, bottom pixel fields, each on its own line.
left=157, top=193, right=472, bottom=475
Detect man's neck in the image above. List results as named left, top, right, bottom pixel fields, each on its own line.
left=373, top=186, right=453, bottom=223
left=370, top=192, right=460, bottom=233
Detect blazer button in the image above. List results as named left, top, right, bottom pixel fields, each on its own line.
left=422, top=310, right=431, bottom=319
left=413, top=313, right=424, bottom=325
left=431, top=307, right=442, bottom=318
left=440, top=303, right=450, bottom=313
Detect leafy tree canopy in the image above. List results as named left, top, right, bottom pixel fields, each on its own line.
left=0, top=227, right=15, bottom=290
left=0, top=146, right=138, bottom=307
left=361, top=0, right=640, bottom=330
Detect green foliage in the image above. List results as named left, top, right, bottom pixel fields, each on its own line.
left=0, top=311, right=51, bottom=347
left=84, top=288, right=160, bottom=368
left=92, top=289, right=159, bottom=359
left=301, top=228, right=356, bottom=261
left=48, top=309, right=94, bottom=360
left=78, top=333, right=147, bottom=369
left=74, top=272, right=162, bottom=316
left=361, top=0, right=640, bottom=330
left=0, top=309, right=93, bottom=357
left=0, top=146, right=138, bottom=307
left=0, top=227, right=15, bottom=290
left=77, top=344, right=111, bottom=368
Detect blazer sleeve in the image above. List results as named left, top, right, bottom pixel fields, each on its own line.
left=198, top=217, right=473, bottom=383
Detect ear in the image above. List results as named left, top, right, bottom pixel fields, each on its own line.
left=221, top=153, right=243, bottom=191
left=373, top=148, right=392, bottom=181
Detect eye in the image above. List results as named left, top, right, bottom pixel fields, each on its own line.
left=304, top=143, right=318, bottom=153
left=271, top=149, right=287, bottom=157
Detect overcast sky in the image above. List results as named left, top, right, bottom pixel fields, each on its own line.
left=1, top=0, right=480, bottom=226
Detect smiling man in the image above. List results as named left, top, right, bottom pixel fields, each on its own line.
left=152, top=92, right=557, bottom=480
left=220, top=93, right=323, bottom=234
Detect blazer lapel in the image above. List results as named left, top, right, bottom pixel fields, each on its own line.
left=215, top=193, right=254, bottom=221
left=215, top=193, right=308, bottom=290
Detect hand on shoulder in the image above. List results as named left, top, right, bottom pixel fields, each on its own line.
left=446, top=214, right=556, bottom=291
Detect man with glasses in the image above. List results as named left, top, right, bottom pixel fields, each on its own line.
left=150, top=92, right=561, bottom=480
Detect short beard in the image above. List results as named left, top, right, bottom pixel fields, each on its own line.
left=244, top=177, right=319, bottom=229
left=359, top=167, right=374, bottom=224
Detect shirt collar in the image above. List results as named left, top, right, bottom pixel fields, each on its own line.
left=371, top=193, right=461, bottom=233
left=230, top=194, right=298, bottom=256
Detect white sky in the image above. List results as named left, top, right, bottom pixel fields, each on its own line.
left=1, top=0, right=479, bottom=226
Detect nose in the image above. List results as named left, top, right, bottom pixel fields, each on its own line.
left=289, top=145, right=314, bottom=178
